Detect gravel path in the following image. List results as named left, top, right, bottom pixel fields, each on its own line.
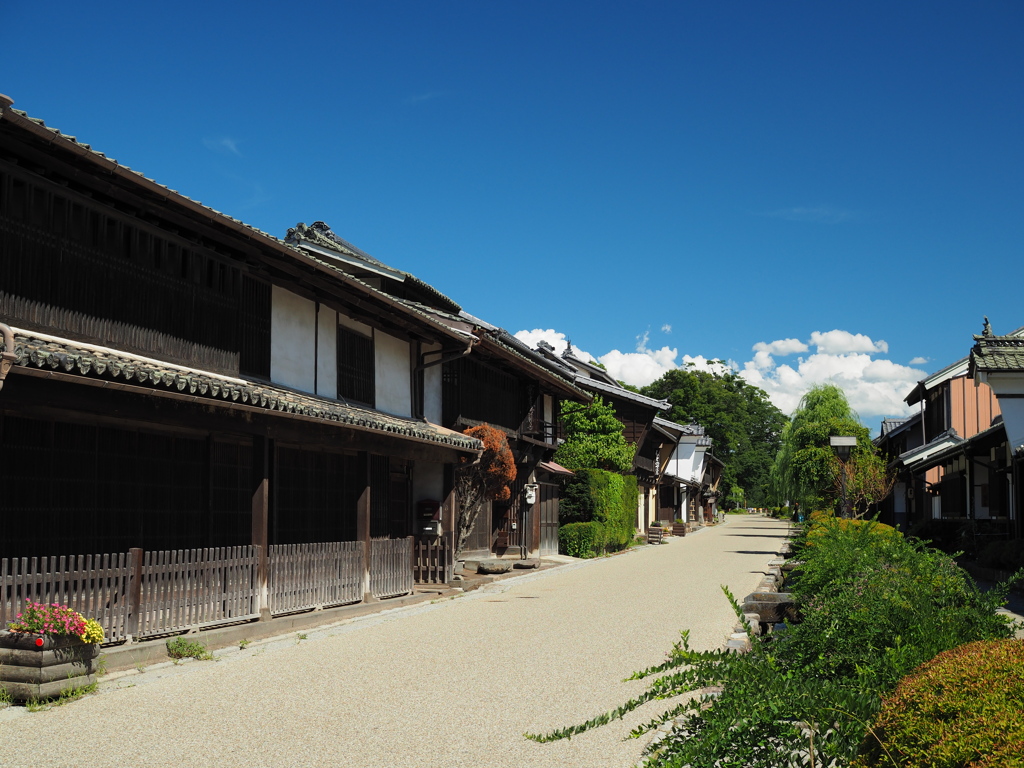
left=0, top=515, right=791, bottom=768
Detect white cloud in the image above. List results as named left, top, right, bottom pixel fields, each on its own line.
left=740, top=345, right=925, bottom=421
left=761, top=206, right=857, bottom=223
left=598, top=329, right=678, bottom=386
left=406, top=90, right=446, bottom=104
left=661, top=324, right=672, bottom=334
left=810, top=330, right=888, bottom=355
left=909, top=356, right=929, bottom=365
left=515, top=325, right=925, bottom=425
left=513, top=329, right=594, bottom=363
left=754, top=338, right=809, bottom=356
left=751, top=338, right=809, bottom=370
left=202, top=136, right=241, bottom=156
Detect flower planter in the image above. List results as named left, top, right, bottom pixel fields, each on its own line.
left=0, top=630, right=100, bottom=701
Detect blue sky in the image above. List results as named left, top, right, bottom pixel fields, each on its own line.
left=3, top=1, right=1022, bottom=424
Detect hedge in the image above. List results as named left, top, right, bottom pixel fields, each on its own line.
left=558, top=522, right=605, bottom=559
left=558, top=469, right=637, bottom=556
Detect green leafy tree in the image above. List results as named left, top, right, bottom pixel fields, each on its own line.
left=641, top=365, right=787, bottom=506
left=769, top=384, right=888, bottom=515
left=553, top=396, right=635, bottom=472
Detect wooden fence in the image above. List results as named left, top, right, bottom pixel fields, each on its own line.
left=134, top=547, right=260, bottom=638
left=0, top=553, right=132, bottom=643
left=413, top=537, right=451, bottom=585
left=4, top=538, right=418, bottom=642
left=370, top=537, right=413, bottom=599
left=268, top=541, right=364, bottom=615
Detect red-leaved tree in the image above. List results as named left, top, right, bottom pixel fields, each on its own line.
left=455, top=424, right=516, bottom=557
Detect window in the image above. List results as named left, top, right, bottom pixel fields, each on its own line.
left=337, top=325, right=375, bottom=406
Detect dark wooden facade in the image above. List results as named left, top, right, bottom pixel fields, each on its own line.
left=0, top=97, right=479, bottom=609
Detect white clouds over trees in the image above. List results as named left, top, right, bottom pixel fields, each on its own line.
left=515, top=327, right=927, bottom=424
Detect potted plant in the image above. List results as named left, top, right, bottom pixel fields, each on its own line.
left=0, top=600, right=105, bottom=701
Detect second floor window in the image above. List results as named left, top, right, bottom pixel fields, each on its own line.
left=337, top=326, right=375, bottom=406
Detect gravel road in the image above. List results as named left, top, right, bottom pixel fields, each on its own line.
left=0, top=515, right=791, bottom=768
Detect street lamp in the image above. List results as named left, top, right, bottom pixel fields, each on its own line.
left=830, top=436, right=857, bottom=518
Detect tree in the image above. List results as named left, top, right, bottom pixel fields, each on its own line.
left=454, top=424, right=516, bottom=557
left=553, top=396, right=635, bottom=472
left=641, top=365, right=788, bottom=506
left=768, top=384, right=888, bottom=515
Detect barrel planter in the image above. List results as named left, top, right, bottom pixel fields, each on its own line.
left=0, top=630, right=100, bottom=701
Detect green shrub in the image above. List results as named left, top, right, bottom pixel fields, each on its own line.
left=558, top=521, right=605, bottom=558
left=558, top=469, right=636, bottom=554
left=786, top=517, right=1016, bottom=690
left=531, top=516, right=1022, bottom=767
left=857, top=639, right=1024, bottom=768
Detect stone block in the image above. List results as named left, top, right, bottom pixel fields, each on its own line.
left=513, top=559, right=540, bottom=569
left=476, top=559, right=512, bottom=575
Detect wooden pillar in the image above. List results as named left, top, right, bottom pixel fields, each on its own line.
left=357, top=451, right=374, bottom=602
left=443, top=485, right=458, bottom=581
left=126, top=547, right=143, bottom=642
left=252, top=435, right=271, bottom=620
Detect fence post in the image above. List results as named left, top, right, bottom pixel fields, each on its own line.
left=358, top=452, right=375, bottom=603
left=126, top=548, right=143, bottom=642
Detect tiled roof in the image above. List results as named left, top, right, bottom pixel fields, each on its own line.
left=0, top=99, right=469, bottom=349
left=394, top=302, right=588, bottom=400
left=653, top=416, right=705, bottom=436
left=575, top=376, right=670, bottom=411
left=2, top=328, right=482, bottom=453
left=970, top=334, right=1024, bottom=373
left=907, top=323, right=1024, bottom=405
left=880, top=417, right=910, bottom=436
left=286, top=222, right=462, bottom=315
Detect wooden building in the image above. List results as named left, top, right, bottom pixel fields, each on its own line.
left=530, top=342, right=678, bottom=532
left=879, top=321, right=1024, bottom=545
left=283, top=223, right=590, bottom=560
left=0, top=95, right=484, bottom=641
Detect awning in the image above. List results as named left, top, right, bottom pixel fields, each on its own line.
left=538, top=460, right=574, bottom=476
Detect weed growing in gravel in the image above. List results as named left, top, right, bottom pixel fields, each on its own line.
left=239, top=638, right=250, bottom=650
left=24, top=680, right=99, bottom=712
left=166, top=636, right=213, bottom=661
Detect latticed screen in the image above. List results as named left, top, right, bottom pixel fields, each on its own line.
left=337, top=326, right=375, bottom=406
left=274, top=446, right=360, bottom=545
left=0, top=166, right=263, bottom=370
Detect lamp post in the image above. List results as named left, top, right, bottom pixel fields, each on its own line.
left=830, top=436, right=857, bottom=518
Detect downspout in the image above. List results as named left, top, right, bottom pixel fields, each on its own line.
left=412, top=343, right=473, bottom=420
left=414, top=344, right=473, bottom=373
left=0, top=323, right=17, bottom=392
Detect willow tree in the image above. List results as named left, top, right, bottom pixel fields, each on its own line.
left=769, top=384, right=887, bottom=515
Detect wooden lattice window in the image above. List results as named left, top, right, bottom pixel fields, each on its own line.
left=337, top=326, right=375, bottom=406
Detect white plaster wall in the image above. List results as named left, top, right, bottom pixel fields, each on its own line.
left=667, top=441, right=697, bottom=479
left=414, top=461, right=445, bottom=503
left=338, top=313, right=373, bottom=336
left=999, top=399, right=1024, bottom=453
left=375, top=332, right=412, bottom=417
left=979, top=372, right=1024, bottom=452
left=692, top=448, right=708, bottom=482
left=422, top=342, right=443, bottom=424
left=317, top=307, right=337, bottom=399
left=270, top=285, right=316, bottom=393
